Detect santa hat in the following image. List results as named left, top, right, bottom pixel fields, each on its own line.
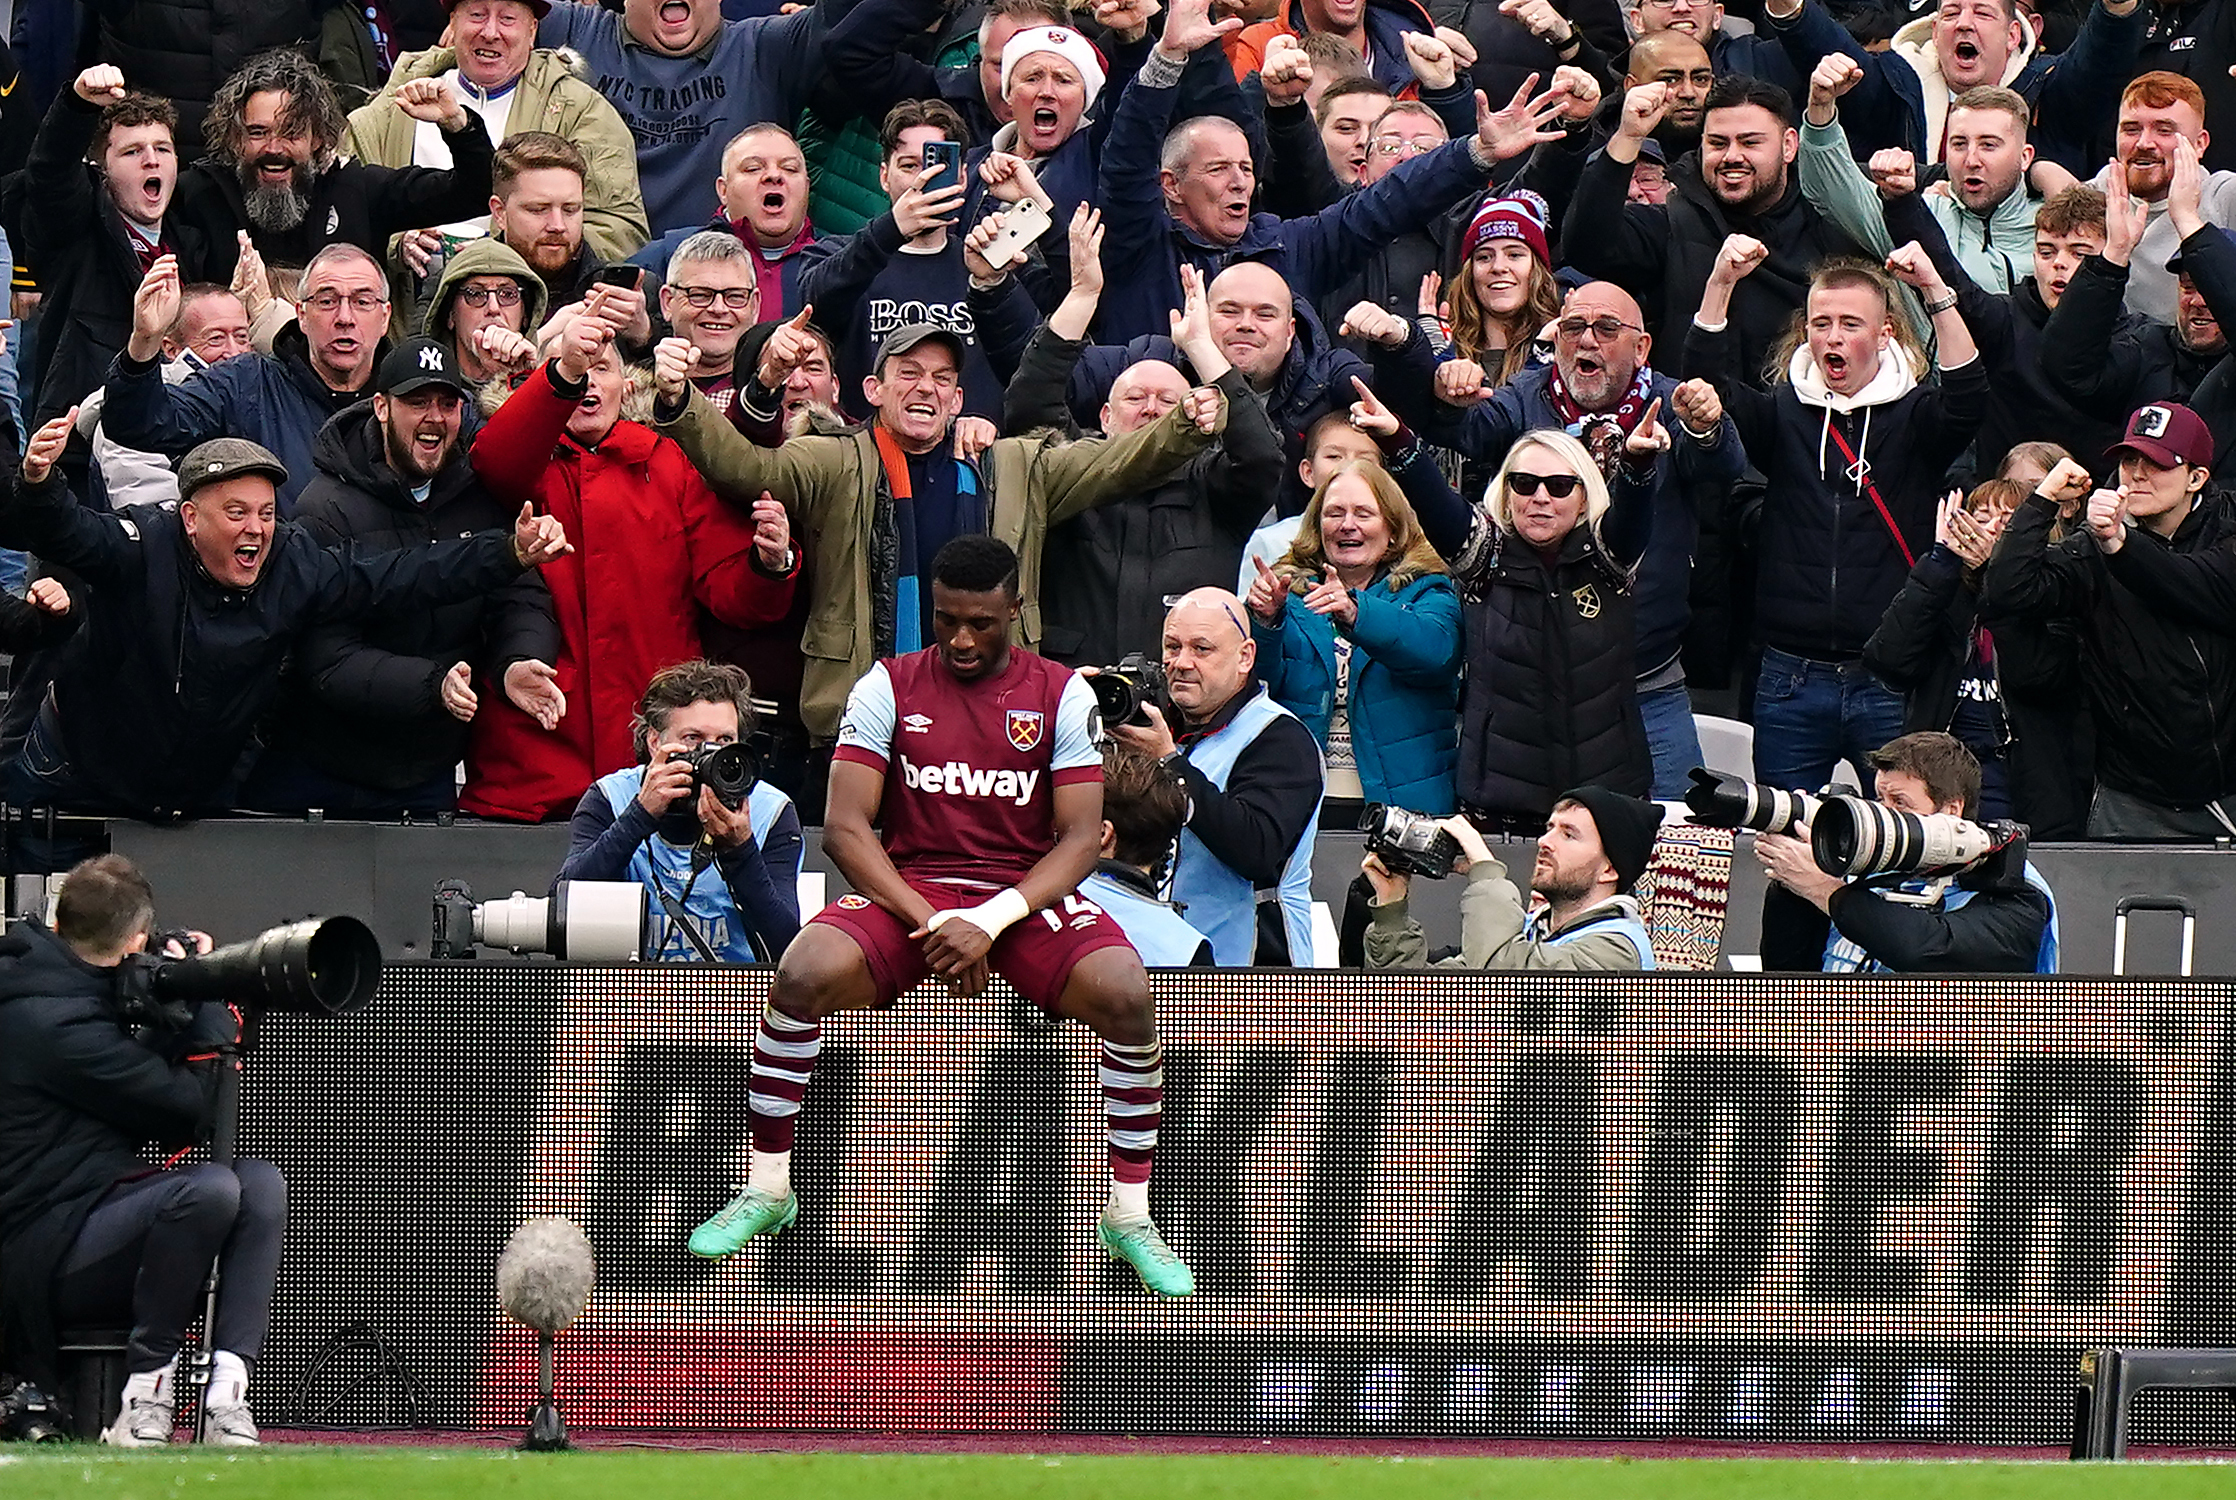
left=1462, top=190, right=1551, bottom=267
left=999, top=25, right=1109, bottom=111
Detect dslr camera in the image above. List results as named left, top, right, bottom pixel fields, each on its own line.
left=1361, top=803, right=1462, bottom=880
left=669, top=741, right=758, bottom=810
left=432, top=879, right=648, bottom=962
left=1809, top=797, right=2026, bottom=880
left=112, top=917, right=382, bottom=1030
left=1088, top=652, right=1168, bottom=729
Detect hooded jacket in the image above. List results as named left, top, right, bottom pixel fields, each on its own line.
left=1227, top=0, right=1438, bottom=98
left=1984, top=489, right=2236, bottom=810
left=263, top=403, right=563, bottom=795
left=0, top=923, right=220, bottom=1390
left=1684, top=319, right=1988, bottom=661
left=461, top=361, right=799, bottom=821
left=1762, top=0, right=2142, bottom=171
left=420, top=237, right=552, bottom=364
left=19, top=88, right=218, bottom=426
left=342, top=45, right=649, bottom=263
left=0, top=467, right=532, bottom=819
left=1564, top=139, right=1868, bottom=387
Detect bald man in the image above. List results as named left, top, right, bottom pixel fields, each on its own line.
left=1378, top=277, right=1745, bottom=798
left=1625, top=32, right=1715, bottom=147
left=1107, top=589, right=1324, bottom=965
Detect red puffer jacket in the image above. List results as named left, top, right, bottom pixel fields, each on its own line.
left=460, top=362, right=797, bottom=821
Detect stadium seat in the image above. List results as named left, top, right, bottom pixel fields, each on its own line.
left=55, top=1328, right=129, bottom=1439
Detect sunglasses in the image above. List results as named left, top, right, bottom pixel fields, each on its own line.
left=1555, top=316, right=1640, bottom=341
left=1508, top=470, right=1582, bottom=498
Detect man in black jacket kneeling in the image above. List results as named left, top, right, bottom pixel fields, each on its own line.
left=0, top=856, right=275, bottom=1447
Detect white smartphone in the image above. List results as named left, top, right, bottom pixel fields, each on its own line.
left=977, top=197, right=1056, bottom=271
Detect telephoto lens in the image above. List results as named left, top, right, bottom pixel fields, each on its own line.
left=1683, top=767, right=1815, bottom=835
left=1810, top=797, right=2011, bottom=879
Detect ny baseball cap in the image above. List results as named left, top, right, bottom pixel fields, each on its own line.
left=376, top=337, right=469, bottom=400
left=2110, top=402, right=2214, bottom=470
left=875, top=323, right=966, bottom=373
left=175, top=438, right=287, bottom=500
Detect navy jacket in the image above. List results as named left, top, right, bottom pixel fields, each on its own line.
left=1093, top=61, right=1497, bottom=344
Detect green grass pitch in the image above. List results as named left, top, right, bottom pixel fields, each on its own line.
left=2, top=1451, right=2232, bottom=1500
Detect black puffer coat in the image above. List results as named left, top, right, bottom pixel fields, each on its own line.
left=1451, top=471, right=1655, bottom=822
left=0, top=922, right=220, bottom=1388
left=263, top=404, right=562, bottom=793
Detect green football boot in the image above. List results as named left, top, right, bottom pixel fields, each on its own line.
left=1098, top=1211, right=1196, bottom=1296
left=687, top=1186, right=798, bottom=1258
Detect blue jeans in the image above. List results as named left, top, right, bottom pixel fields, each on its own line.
left=1750, top=647, right=1908, bottom=795
left=1637, top=679, right=1704, bottom=800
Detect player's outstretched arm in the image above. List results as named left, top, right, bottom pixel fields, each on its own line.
left=823, top=759, right=939, bottom=932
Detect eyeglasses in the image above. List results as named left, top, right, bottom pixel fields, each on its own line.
left=302, top=291, right=389, bottom=314
left=1555, top=316, right=1640, bottom=341
left=674, top=285, right=758, bottom=310
left=1372, top=137, right=1440, bottom=158
left=1507, top=470, right=1582, bottom=498
left=456, top=284, right=524, bottom=308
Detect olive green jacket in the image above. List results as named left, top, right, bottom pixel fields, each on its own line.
left=658, top=389, right=1229, bottom=740
left=342, top=46, right=649, bottom=264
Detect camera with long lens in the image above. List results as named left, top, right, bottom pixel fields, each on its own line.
left=675, top=740, right=758, bottom=810
left=0, top=1378, right=65, bottom=1444
left=1683, top=767, right=1820, bottom=836
left=1810, top=797, right=2025, bottom=880
left=431, top=879, right=647, bottom=962
left=1361, top=803, right=1462, bottom=880
left=113, top=916, right=383, bottom=1031
left=1088, top=652, right=1169, bottom=729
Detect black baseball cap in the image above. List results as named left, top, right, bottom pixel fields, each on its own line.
left=376, top=337, right=469, bottom=399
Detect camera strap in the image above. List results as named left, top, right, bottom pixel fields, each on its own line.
left=649, top=856, right=724, bottom=965
left=1823, top=420, right=1916, bottom=570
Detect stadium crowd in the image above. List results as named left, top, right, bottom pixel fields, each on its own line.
left=0, top=0, right=2223, bottom=937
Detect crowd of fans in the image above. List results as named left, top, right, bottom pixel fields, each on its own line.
left=0, top=0, right=2227, bottom=873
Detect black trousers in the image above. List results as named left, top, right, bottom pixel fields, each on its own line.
left=50, top=1161, right=286, bottom=1375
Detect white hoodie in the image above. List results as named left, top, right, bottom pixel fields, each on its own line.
left=1787, top=336, right=1926, bottom=488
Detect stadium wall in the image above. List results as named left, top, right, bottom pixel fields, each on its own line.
left=239, top=965, right=2236, bottom=1445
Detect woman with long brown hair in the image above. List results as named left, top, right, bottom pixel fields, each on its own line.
left=1442, top=192, right=1564, bottom=387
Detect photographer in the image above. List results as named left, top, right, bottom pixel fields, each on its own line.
left=1754, top=731, right=2059, bottom=973
left=1361, top=789, right=1662, bottom=970
left=0, top=856, right=280, bottom=1448
left=1081, top=747, right=1214, bottom=968
left=555, top=661, right=802, bottom=964
left=1106, top=588, right=1324, bottom=967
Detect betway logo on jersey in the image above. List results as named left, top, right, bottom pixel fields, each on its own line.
left=900, top=756, right=1040, bottom=806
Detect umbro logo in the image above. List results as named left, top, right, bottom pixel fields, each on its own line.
left=901, top=713, right=934, bottom=734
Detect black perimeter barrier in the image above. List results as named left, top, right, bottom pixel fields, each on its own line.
left=229, top=964, right=2236, bottom=1445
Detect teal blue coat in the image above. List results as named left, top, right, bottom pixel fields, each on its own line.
left=1254, top=567, right=1463, bottom=813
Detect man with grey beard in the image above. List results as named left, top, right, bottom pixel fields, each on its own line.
left=173, top=48, right=496, bottom=287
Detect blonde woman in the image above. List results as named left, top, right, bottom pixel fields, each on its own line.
left=1443, top=422, right=1664, bottom=829
left=1245, top=461, right=1462, bottom=815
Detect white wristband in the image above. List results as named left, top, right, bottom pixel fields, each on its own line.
left=925, top=887, right=1031, bottom=940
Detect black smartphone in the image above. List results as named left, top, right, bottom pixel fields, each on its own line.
left=594, top=264, right=642, bottom=290
left=921, top=140, right=962, bottom=199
